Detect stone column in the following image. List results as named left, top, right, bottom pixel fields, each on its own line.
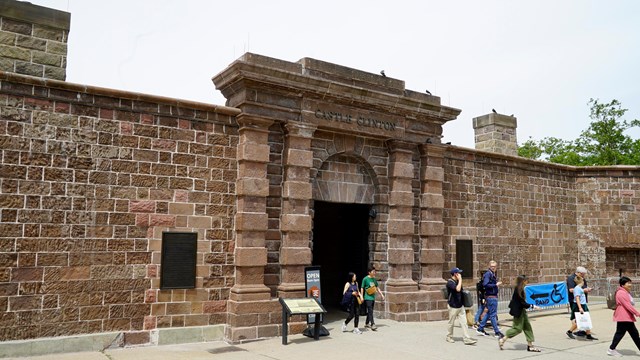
left=227, top=115, right=276, bottom=341
left=418, top=144, right=446, bottom=290
left=277, top=122, right=316, bottom=298
left=472, top=113, right=518, bottom=156
left=385, top=140, right=418, bottom=290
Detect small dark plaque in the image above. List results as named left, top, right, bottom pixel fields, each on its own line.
left=456, top=239, right=473, bottom=276
left=161, top=232, right=197, bottom=289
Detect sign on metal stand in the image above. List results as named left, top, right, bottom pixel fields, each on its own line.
left=279, top=297, right=326, bottom=345
left=304, top=266, right=322, bottom=324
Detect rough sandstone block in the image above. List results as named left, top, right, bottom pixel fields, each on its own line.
left=420, top=221, right=444, bottom=236
left=235, top=247, right=267, bottom=267
left=387, top=248, right=415, bottom=264
left=280, top=247, right=311, bottom=265
left=387, top=219, right=414, bottom=236
left=280, top=214, right=311, bottom=232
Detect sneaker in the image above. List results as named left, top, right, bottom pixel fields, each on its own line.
left=446, top=336, right=455, bottom=343
left=566, top=330, right=575, bottom=339
left=364, top=324, right=371, bottom=329
left=494, top=332, right=505, bottom=339
left=575, top=330, right=587, bottom=337
left=464, top=339, right=477, bottom=345
left=476, top=329, right=489, bottom=336
left=586, top=334, right=598, bottom=340
left=371, top=324, right=378, bottom=331
left=353, top=328, right=362, bottom=334
left=607, top=348, right=622, bottom=357
left=341, top=323, right=347, bottom=332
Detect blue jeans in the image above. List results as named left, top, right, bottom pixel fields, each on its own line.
left=479, top=297, right=501, bottom=334
left=474, top=301, right=486, bottom=323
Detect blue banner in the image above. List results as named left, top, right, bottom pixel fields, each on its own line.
left=524, top=281, right=568, bottom=307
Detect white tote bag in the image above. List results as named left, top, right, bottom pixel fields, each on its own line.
left=575, top=312, right=593, bottom=331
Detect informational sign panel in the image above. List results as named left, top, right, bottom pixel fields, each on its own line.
left=278, top=297, right=327, bottom=345
left=525, top=281, right=568, bottom=307
left=305, top=266, right=322, bottom=324
left=279, top=298, right=325, bottom=315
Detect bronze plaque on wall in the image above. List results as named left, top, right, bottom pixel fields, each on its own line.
left=161, top=232, right=197, bottom=289
left=456, top=239, right=473, bottom=277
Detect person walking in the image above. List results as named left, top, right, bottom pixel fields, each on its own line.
left=446, top=267, right=477, bottom=345
left=361, top=266, right=385, bottom=331
left=476, top=260, right=504, bottom=338
left=567, top=276, right=598, bottom=340
left=341, top=272, right=363, bottom=334
left=607, top=276, right=640, bottom=357
left=566, top=266, right=592, bottom=338
left=499, top=275, right=541, bottom=352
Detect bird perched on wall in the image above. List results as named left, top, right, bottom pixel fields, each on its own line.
left=492, top=108, right=497, bottom=114
left=425, top=89, right=432, bottom=95
left=510, top=114, right=514, bottom=117
left=426, top=138, right=432, bottom=144
left=380, top=70, right=386, bottom=77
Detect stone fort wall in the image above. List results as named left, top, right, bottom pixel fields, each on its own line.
left=443, top=147, right=640, bottom=284
left=0, top=72, right=239, bottom=342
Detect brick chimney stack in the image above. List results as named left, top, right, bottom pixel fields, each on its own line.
left=472, top=113, right=518, bottom=156
left=0, top=0, right=70, bottom=80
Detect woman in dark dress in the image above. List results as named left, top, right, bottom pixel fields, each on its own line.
left=499, top=275, right=541, bottom=352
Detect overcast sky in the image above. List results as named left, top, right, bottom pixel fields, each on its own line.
left=28, top=0, right=640, bottom=148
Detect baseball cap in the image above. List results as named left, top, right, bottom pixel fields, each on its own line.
left=450, top=267, right=463, bottom=274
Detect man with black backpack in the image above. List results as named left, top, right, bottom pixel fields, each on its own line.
left=446, top=267, right=477, bottom=345
left=476, top=260, right=505, bottom=339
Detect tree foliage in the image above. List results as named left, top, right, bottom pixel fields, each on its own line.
left=518, top=99, right=640, bottom=165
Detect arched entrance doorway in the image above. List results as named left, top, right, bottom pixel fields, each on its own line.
left=310, top=152, right=378, bottom=308
left=312, top=201, right=371, bottom=307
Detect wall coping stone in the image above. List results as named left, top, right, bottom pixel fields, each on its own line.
left=0, top=70, right=241, bottom=116
left=0, top=0, right=70, bottom=30
left=446, top=144, right=640, bottom=176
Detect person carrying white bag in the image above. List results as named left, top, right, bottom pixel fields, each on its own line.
left=571, top=276, right=598, bottom=340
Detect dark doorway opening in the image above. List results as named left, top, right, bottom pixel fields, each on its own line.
left=312, top=201, right=371, bottom=309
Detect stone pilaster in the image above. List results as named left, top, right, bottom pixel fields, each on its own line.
left=277, top=122, right=316, bottom=298
left=417, top=144, right=448, bottom=319
left=385, top=140, right=418, bottom=289
left=418, top=144, right=446, bottom=288
left=227, top=115, right=277, bottom=342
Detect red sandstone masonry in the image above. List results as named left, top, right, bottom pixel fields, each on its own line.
left=0, top=71, right=240, bottom=341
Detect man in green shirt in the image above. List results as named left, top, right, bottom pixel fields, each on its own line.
left=361, top=266, right=385, bottom=330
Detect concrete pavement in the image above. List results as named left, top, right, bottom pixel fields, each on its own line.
left=3, top=304, right=638, bottom=359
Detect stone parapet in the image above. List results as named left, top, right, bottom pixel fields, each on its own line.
left=473, top=113, right=518, bottom=156
left=0, top=0, right=70, bottom=80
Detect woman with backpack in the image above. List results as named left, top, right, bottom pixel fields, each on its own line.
left=607, top=276, right=640, bottom=357
left=340, top=272, right=364, bottom=334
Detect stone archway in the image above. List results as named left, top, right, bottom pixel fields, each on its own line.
left=312, top=153, right=377, bottom=204
left=310, top=152, right=380, bottom=308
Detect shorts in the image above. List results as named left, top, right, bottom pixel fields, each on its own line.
left=570, top=303, right=589, bottom=320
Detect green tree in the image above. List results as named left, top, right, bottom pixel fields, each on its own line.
left=518, top=99, right=640, bottom=165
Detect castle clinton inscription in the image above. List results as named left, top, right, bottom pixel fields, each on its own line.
left=302, top=100, right=405, bottom=138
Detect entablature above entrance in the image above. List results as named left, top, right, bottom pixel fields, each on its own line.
left=213, top=53, right=461, bottom=144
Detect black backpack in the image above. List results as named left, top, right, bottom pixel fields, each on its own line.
left=476, top=279, right=485, bottom=298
